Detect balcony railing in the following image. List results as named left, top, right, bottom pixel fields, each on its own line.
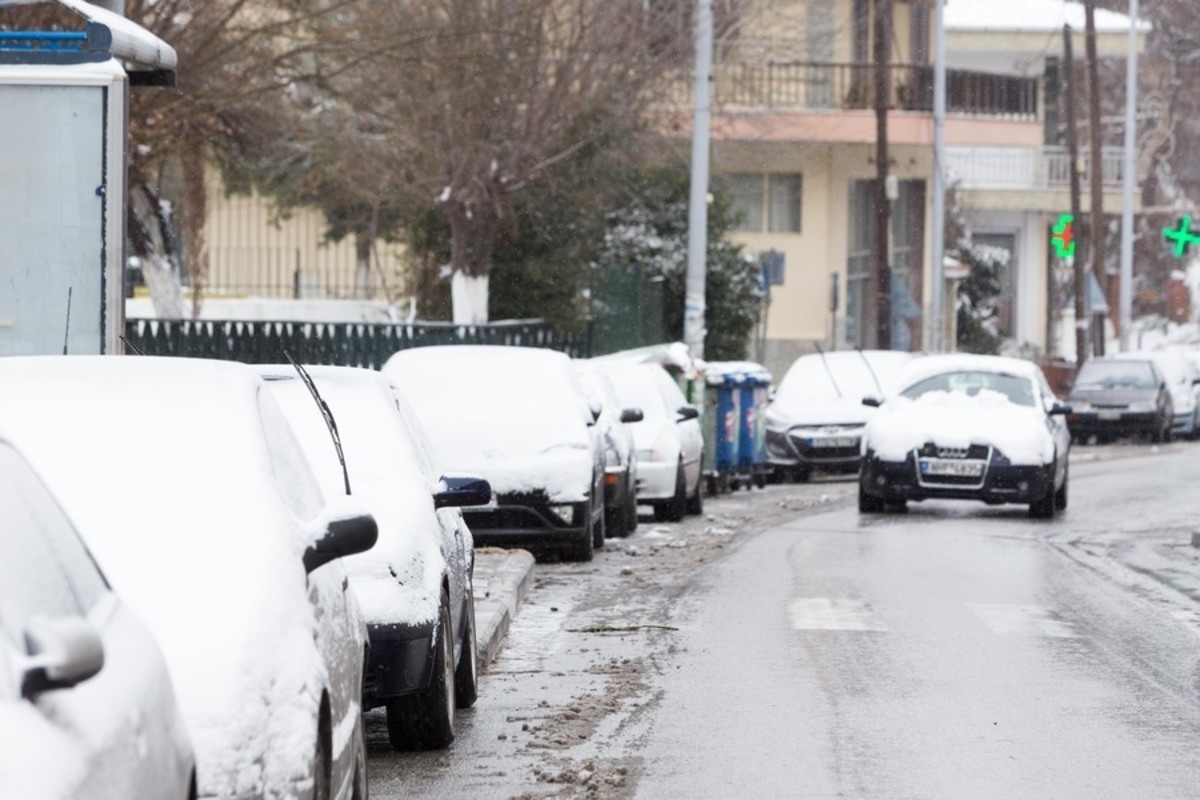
left=704, top=61, right=1037, bottom=119
left=946, top=145, right=1125, bottom=191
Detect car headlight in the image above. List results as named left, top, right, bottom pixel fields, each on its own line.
left=1069, top=401, right=1090, bottom=412
left=549, top=504, right=576, bottom=524
left=1129, top=401, right=1156, bottom=412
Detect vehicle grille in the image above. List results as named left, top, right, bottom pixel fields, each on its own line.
left=918, top=443, right=989, bottom=460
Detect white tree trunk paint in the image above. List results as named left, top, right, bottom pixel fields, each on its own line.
left=141, top=254, right=184, bottom=319
left=451, top=271, right=489, bottom=324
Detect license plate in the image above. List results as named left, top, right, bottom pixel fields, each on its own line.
left=920, top=459, right=984, bottom=478
left=809, top=436, right=858, bottom=449
left=1096, top=411, right=1122, bottom=421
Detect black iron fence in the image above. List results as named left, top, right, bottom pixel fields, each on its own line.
left=124, top=318, right=594, bottom=369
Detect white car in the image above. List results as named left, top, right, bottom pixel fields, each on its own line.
left=573, top=362, right=642, bottom=537
left=0, top=438, right=195, bottom=800
left=599, top=363, right=704, bottom=522
left=1150, top=350, right=1200, bottom=439
left=263, top=364, right=488, bottom=750
left=384, top=345, right=607, bottom=561
left=764, top=349, right=913, bottom=481
left=0, top=357, right=376, bottom=800
left=859, top=354, right=1072, bottom=518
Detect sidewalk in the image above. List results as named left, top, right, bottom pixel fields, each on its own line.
left=471, top=547, right=536, bottom=669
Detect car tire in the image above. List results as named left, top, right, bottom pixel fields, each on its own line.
left=884, top=499, right=907, bottom=513
left=686, top=466, right=704, bottom=516
left=350, top=711, right=368, bottom=800
left=654, top=462, right=687, bottom=522
left=454, top=588, right=479, bottom=709
left=858, top=482, right=884, bottom=513
left=1054, top=467, right=1069, bottom=511
left=592, top=507, right=606, bottom=549
left=570, top=515, right=595, bottom=561
left=313, top=718, right=331, bottom=800
left=1029, top=466, right=1057, bottom=519
left=623, top=485, right=639, bottom=536
left=386, top=590, right=456, bottom=750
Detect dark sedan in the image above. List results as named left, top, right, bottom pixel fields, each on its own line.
left=1065, top=356, right=1174, bottom=443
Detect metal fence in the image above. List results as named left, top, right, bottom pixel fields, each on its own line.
left=124, top=318, right=594, bottom=369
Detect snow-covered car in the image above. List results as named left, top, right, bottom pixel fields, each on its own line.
left=574, top=362, right=642, bottom=537
left=598, top=363, right=704, bottom=522
left=764, top=349, right=913, bottom=481
left=858, top=354, right=1072, bottom=518
left=262, top=364, right=489, bottom=750
left=0, top=357, right=376, bottom=800
left=1065, top=355, right=1174, bottom=443
left=0, top=438, right=195, bottom=800
left=384, top=345, right=607, bottom=561
left=1149, top=351, right=1200, bottom=439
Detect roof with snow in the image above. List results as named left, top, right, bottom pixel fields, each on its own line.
left=945, top=0, right=1150, bottom=34
left=0, top=0, right=176, bottom=71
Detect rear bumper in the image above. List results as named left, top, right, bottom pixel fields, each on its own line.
left=463, top=494, right=593, bottom=553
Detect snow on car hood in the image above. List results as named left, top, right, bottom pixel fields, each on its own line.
left=765, top=396, right=872, bottom=429
left=0, top=357, right=336, bottom=798
left=866, top=390, right=1054, bottom=465
left=264, top=367, right=447, bottom=627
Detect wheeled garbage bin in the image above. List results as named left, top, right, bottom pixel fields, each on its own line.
left=702, top=367, right=741, bottom=494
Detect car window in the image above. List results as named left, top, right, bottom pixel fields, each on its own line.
left=606, top=368, right=668, bottom=425
left=901, top=371, right=1037, bottom=407
left=1074, top=360, right=1157, bottom=390
left=0, top=444, right=107, bottom=646
left=257, top=387, right=325, bottom=521
left=386, top=384, right=441, bottom=483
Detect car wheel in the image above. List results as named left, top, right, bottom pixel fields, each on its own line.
left=313, top=720, right=331, bottom=800
left=386, top=590, right=456, bottom=750
left=592, top=503, right=606, bottom=549
left=686, top=465, right=704, bottom=516
left=1029, top=466, right=1057, bottom=519
left=454, top=588, right=479, bottom=709
left=858, top=482, right=884, bottom=513
left=570, top=516, right=595, bottom=561
left=1054, top=466, right=1069, bottom=511
left=623, top=485, right=639, bottom=536
left=655, top=462, right=687, bottom=522
left=884, top=499, right=907, bottom=513
left=350, top=710, right=368, bottom=800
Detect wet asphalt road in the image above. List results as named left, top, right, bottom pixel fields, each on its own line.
left=367, top=441, right=1200, bottom=798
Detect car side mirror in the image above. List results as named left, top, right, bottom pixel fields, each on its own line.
left=861, top=396, right=882, bottom=408
left=676, top=405, right=700, bottom=422
left=434, top=475, right=492, bottom=509
left=1048, top=401, right=1072, bottom=416
left=620, top=407, right=644, bottom=423
left=304, top=513, right=378, bottom=573
left=21, top=616, right=104, bottom=699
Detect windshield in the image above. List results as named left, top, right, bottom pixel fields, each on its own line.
left=900, top=370, right=1037, bottom=407
left=1075, top=360, right=1158, bottom=390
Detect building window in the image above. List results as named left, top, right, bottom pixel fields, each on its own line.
left=728, top=173, right=802, bottom=233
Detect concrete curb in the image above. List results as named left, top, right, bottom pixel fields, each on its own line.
left=472, top=548, right=536, bottom=670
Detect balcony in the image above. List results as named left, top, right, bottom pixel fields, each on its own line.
left=706, top=62, right=1038, bottom=120
left=946, top=145, right=1125, bottom=191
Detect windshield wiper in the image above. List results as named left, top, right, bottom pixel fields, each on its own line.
left=283, top=350, right=351, bottom=495
left=855, top=347, right=884, bottom=395
left=814, top=343, right=843, bottom=399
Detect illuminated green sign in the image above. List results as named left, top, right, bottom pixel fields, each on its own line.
left=1051, top=214, right=1075, bottom=259
left=1164, top=216, right=1200, bottom=257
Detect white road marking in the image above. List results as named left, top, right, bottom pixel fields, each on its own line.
left=968, top=603, right=1080, bottom=638
left=787, top=598, right=890, bottom=632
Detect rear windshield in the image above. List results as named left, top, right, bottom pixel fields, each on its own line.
left=1075, top=360, right=1157, bottom=390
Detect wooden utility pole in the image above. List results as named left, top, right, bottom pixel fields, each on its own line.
left=1064, top=25, right=1088, bottom=366
left=1085, top=0, right=1107, bottom=354
left=872, top=0, right=893, bottom=350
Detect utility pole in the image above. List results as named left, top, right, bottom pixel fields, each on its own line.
left=1119, top=0, right=1139, bottom=351
left=872, top=0, right=893, bottom=350
left=684, top=0, right=713, bottom=362
left=1085, top=0, right=1107, bottom=354
left=1065, top=25, right=1089, bottom=366
left=930, top=0, right=947, bottom=352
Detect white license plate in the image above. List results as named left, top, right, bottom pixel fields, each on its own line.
left=920, top=459, right=984, bottom=478
left=1096, top=411, right=1122, bottom=421
left=810, top=436, right=858, bottom=449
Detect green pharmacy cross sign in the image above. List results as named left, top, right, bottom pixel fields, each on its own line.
left=1164, top=216, right=1200, bottom=257
left=1050, top=214, right=1075, bottom=259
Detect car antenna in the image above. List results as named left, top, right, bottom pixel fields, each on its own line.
left=62, top=286, right=72, bottom=355
left=120, top=335, right=145, bottom=355
left=814, top=342, right=843, bottom=398
left=856, top=347, right=884, bottom=395
left=283, top=349, right=351, bottom=495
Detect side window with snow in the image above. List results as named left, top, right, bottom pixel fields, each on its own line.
left=257, top=388, right=325, bottom=521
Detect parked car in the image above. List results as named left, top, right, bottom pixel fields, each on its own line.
left=263, top=364, right=489, bottom=750
left=859, top=354, right=1072, bottom=518
left=764, top=349, right=913, bottom=481
left=0, top=357, right=376, bottom=800
left=1066, top=355, right=1174, bottom=443
left=0, top=437, right=196, bottom=800
left=598, top=363, right=705, bottom=522
left=1149, top=350, right=1200, bottom=439
left=384, top=345, right=607, bottom=561
left=574, top=362, right=643, bottom=537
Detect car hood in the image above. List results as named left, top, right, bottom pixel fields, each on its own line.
left=765, top=397, right=872, bottom=429
left=1067, top=386, right=1158, bottom=406
left=866, top=392, right=1054, bottom=466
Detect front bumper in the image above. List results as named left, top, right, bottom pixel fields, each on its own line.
left=766, top=426, right=864, bottom=473
left=860, top=448, right=1054, bottom=506
left=462, top=492, right=591, bottom=553
left=362, top=621, right=436, bottom=706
